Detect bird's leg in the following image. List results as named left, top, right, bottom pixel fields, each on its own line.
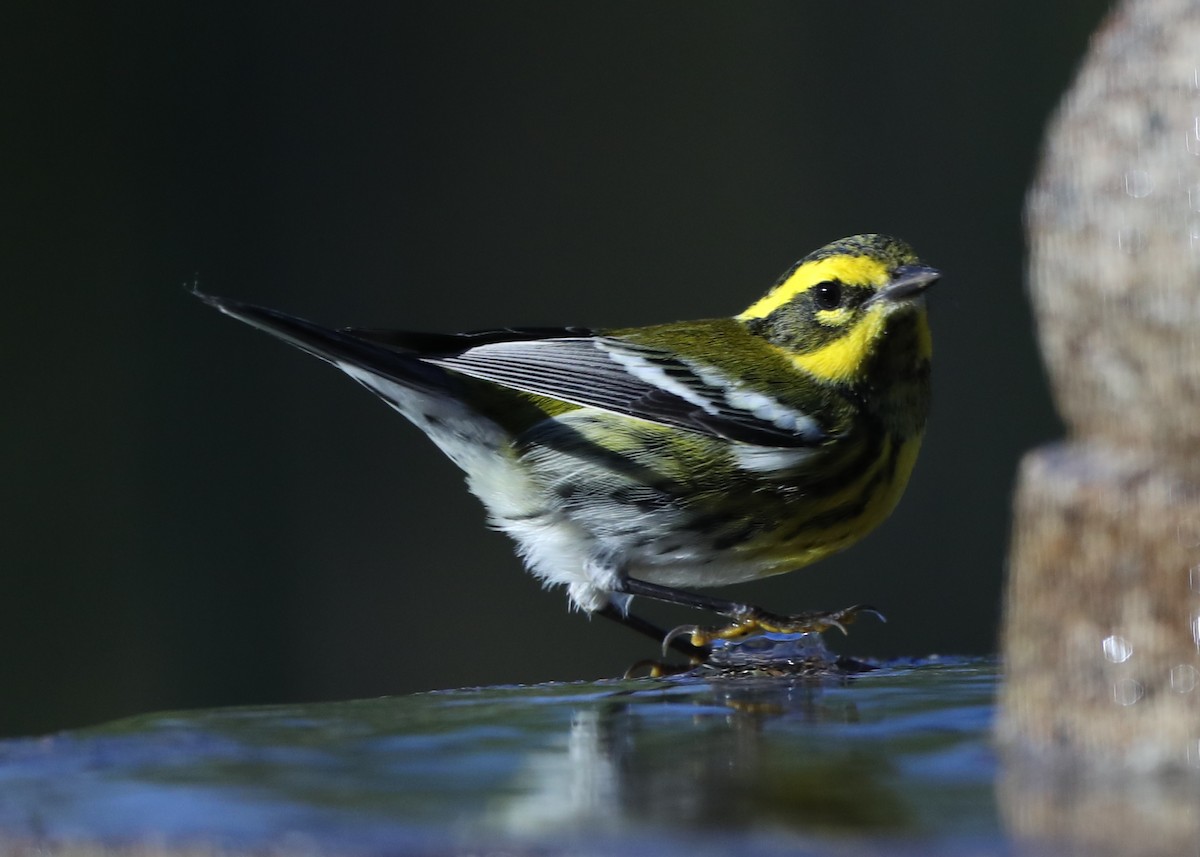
left=615, top=577, right=884, bottom=650
left=594, top=603, right=710, bottom=661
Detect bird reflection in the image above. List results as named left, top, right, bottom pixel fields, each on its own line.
left=485, top=652, right=910, bottom=838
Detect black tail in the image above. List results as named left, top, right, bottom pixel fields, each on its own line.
left=192, top=289, right=448, bottom=393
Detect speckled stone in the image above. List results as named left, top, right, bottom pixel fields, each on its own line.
left=1001, top=0, right=1200, bottom=788
left=1025, top=0, right=1200, bottom=467
left=1000, top=444, right=1200, bottom=771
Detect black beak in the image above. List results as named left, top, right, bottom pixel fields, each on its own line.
left=865, top=264, right=941, bottom=306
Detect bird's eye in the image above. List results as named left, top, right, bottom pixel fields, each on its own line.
left=813, top=281, right=843, bottom=310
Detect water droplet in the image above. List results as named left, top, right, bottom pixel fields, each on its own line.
left=1191, top=564, right=1200, bottom=592
left=1113, top=678, right=1144, bottom=706
left=1124, top=170, right=1154, bottom=198
left=1178, top=523, right=1200, bottom=548
left=1187, top=118, right=1200, bottom=155
left=1171, top=664, right=1198, bottom=693
left=1188, top=185, right=1200, bottom=212
left=1103, top=634, right=1134, bottom=663
left=1192, top=613, right=1200, bottom=649
left=1117, top=227, right=1143, bottom=254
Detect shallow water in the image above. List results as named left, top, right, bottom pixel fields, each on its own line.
left=0, top=656, right=1024, bottom=855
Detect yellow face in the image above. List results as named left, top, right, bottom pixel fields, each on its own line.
left=738, top=252, right=895, bottom=322
left=737, top=234, right=936, bottom=385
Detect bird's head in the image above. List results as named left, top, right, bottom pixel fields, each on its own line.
left=737, top=233, right=940, bottom=386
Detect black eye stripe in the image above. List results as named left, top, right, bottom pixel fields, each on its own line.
left=813, top=281, right=843, bottom=311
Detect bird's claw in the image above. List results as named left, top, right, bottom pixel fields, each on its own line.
left=661, top=624, right=706, bottom=657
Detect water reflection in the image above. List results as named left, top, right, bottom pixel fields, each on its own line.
left=486, top=672, right=910, bottom=837
left=0, top=658, right=999, bottom=854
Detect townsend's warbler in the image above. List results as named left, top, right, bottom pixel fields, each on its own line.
left=196, top=234, right=939, bottom=656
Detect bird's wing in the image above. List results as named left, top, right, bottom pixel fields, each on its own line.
left=422, top=334, right=828, bottom=448
left=194, top=291, right=828, bottom=448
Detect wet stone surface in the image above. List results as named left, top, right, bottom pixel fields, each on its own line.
left=0, top=654, right=1006, bottom=856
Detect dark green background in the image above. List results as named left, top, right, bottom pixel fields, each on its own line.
left=6, top=2, right=1107, bottom=737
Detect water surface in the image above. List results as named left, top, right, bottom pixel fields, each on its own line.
left=0, top=657, right=1009, bottom=855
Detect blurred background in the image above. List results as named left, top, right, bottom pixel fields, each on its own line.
left=5, top=1, right=1109, bottom=737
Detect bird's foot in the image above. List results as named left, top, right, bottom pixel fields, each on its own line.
left=662, top=604, right=885, bottom=653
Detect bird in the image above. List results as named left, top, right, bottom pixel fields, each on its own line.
left=195, top=233, right=939, bottom=659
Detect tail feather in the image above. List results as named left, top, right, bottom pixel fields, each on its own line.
left=192, top=289, right=449, bottom=393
